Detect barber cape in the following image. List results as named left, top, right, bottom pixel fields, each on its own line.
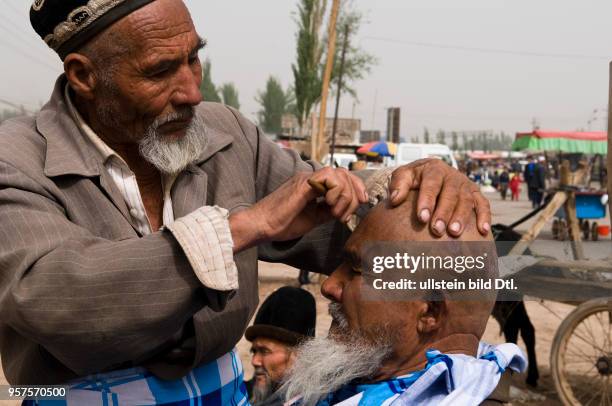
left=290, top=342, right=526, bottom=406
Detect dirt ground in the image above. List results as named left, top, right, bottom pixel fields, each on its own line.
left=1, top=187, right=610, bottom=406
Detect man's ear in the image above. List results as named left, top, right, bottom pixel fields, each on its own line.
left=64, top=53, right=97, bottom=100
left=416, top=301, right=446, bottom=334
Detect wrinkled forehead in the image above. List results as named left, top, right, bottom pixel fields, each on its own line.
left=112, top=0, right=197, bottom=54
left=345, top=204, right=425, bottom=256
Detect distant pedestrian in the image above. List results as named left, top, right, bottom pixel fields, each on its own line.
left=499, top=170, right=510, bottom=200
left=528, top=160, right=546, bottom=208
left=510, top=173, right=521, bottom=201
left=524, top=159, right=537, bottom=206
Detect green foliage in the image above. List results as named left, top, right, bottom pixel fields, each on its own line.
left=292, top=0, right=327, bottom=129
left=256, top=76, right=294, bottom=134
left=451, top=132, right=459, bottom=150
left=423, top=127, right=430, bottom=144
left=200, top=59, right=221, bottom=103
left=435, top=130, right=514, bottom=151
left=328, top=6, right=377, bottom=100
left=220, top=83, right=240, bottom=110
left=0, top=108, right=22, bottom=123
left=291, top=0, right=376, bottom=132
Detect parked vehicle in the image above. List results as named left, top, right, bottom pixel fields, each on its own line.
left=321, top=153, right=358, bottom=169
left=391, top=143, right=458, bottom=169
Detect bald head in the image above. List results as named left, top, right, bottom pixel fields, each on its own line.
left=354, top=191, right=495, bottom=339
left=354, top=189, right=486, bottom=243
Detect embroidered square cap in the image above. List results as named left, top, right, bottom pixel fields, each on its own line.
left=30, top=0, right=156, bottom=60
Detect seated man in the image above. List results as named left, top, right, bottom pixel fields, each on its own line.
left=282, top=191, right=526, bottom=406
left=245, top=286, right=317, bottom=405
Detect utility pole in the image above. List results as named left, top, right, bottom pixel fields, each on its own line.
left=312, top=0, right=341, bottom=162
left=329, top=24, right=350, bottom=166
left=607, top=62, right=612, bottom=234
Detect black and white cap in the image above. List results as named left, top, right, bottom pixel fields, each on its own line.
left=30, top=0, right=156, bottom=60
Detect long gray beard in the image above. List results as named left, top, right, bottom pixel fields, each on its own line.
left=280, top=303, right=394, bottom=406
left=139, top=111, right=207, bottom=175
left=251, top=367, right=277, bottom=404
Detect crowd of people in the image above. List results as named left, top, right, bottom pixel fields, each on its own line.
left=463, top=158, right=548, bottom=208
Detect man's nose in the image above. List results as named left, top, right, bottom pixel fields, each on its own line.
left=251, top=353, right=262, bottom=367
left=321, top=269, right=344, bottom=302
left=172, top=65, right=202, bottom=107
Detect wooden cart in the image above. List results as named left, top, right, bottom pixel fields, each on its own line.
left=502, top=157, right=611, bottom=405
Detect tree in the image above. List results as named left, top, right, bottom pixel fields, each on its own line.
left=423, top=127, right=430, bottom=144
left=435, top=129, right=446, bottom=145
left=200, top=59, right=221, bottom=103
left=451, top=132, right=459, bottom=151
left=256, top=76, right=294, bottom=134
left=327, top=5, right=377, bottom=100
left=220, top=83, right=240, bottom=110
left=292, top=0, right=327, bottom=130
left=291, top=0, right=376, bottom=132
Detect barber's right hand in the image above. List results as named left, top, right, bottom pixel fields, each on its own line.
left=230, top=168, right=368, bottom=251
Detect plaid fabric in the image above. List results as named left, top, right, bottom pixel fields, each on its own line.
left=290, top=342, right=526, bottom=406
left=24, top=349, right=248, bottom=406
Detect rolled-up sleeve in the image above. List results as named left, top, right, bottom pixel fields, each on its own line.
left=166, top=206, right=238, bottom=292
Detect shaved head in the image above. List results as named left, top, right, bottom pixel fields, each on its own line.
left=351, top=190, right=496, bottom=339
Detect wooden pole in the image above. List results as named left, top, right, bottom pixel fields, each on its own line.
left=608, top=62, right=612, bottom=240
left=560, top=160, right=585, bottom=259
left=509, top=164, right=589, bottom=256
left=312, top=0, right=341, bottom=162
left=328, top=24, right=350, bottom=166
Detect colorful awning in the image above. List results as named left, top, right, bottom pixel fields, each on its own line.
left=512, top=130, right=607, bottom=154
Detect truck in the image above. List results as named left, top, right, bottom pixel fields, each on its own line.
left=390, top=143, right=458, bottom=169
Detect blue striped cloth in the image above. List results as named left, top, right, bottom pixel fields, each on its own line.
left=25, top=349, right=248, bottom=406
left=292, top=342, right=526, bottom=406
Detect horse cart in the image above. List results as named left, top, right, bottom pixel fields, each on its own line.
left=494, top=158, right=611, bottom=405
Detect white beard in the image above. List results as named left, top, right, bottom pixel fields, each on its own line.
left=139, top=111, right=207, bottom=175
left=280, top=303, right=394, bottom=406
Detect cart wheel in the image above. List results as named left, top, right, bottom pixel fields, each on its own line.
left=592, top=222, right=599, bottom=241
left=553, top=219, right=560, bottom=240
left=550, top=298, right=612, bottom=405
left=582, top=220, right=591, bottom=241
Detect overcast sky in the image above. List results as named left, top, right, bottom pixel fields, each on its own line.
left=1, top=0, right=611, bottom=139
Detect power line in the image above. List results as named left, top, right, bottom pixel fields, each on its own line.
left=4, top=0, right=27, bottom=18
left=0, top=98, right=36, bottom=114
left=362, top=36, right=609, bottom=61
left=0, top=22, right=52, bottom=58
left=0, top=38, right=59, bottom=73
left=0, top=1, right=59, bottom=70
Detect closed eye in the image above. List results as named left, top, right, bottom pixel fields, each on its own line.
left=342, top=250, right=362, bottom=274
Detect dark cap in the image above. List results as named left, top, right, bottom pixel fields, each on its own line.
left=30, top=0, right=157, bottom=60
left=245, top=287, right=316, bottom=346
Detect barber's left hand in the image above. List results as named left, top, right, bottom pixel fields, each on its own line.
left=388, top=159, right=491, bottom=237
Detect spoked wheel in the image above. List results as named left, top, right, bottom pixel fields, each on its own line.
left=551, top=298, right=612, bottom=405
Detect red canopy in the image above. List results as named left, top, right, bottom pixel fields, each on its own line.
left=467, top=151, right=501, bottom=160
left=515, top=130, right=606, bottom=141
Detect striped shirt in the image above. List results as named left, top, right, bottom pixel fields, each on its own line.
left=64, top=85, right=238, bottom=292
left=60, top=86, right=244, bottom=404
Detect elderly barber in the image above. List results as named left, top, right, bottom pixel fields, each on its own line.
left=0, top=0, right=490, bottom=404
